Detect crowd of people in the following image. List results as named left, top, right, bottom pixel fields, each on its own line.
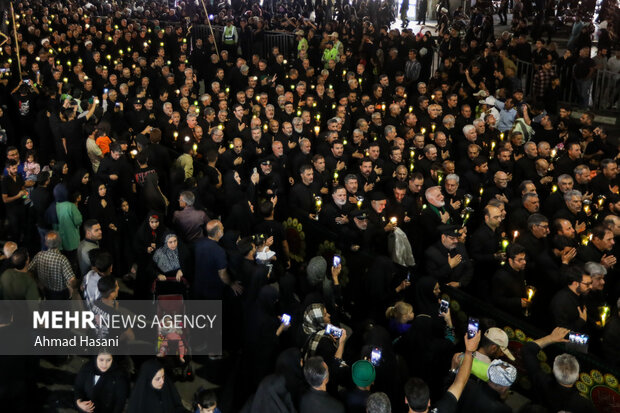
left=0, top=0, right=619, bottom=412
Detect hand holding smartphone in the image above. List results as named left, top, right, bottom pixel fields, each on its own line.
left=332, top=255, right=341, bottom=267
left=370, top=347, right=382, bottom=366
left=281, top=313, right=291, bottom=326
left=467, top=317, right=479, bottom=339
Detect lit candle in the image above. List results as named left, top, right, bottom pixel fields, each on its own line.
left=409, top=106, right=413, bottom=113
left=390, top=217, right=397, bottom=224
left=431, top=124, right=436, bottom=132
left=314, top=126, right=320, bottom=136
left=192, top=144, right=198, bottom=152
left=185, top=136, right=191, bottom=142
left=513, top=231, right=519, bottom=241
left=551, top=148, right=557, bottom=159
left=381, top=104, right=386, bottom=111
left=130, top=149, right=138, bottom=157
left=491, top=141, right=496, bottom=151
left=357, top=197, right=363, bottom=209
left=501, top=238, right=509, bottom=252
left=500, top=132, right=505, bottom=140
left=599, top=305, right=610, bottom=327
left=479, top=187, right=484, bottom=196
left=421, top=128, right=426, bottom=134
left=551, top=185, right=558, bottom=193
left=173, top=131, right=178, bottom=140
left=263, top=124, right=268, bottom=132
left=315, top=196, right=322, bottom=214
left=464, top=194, right=473, bottom=206
left=333, top=171, right=339, bottom=181
left=527, top=286, right=536, bottom=301
left=598, top=195, right=606, bottom=207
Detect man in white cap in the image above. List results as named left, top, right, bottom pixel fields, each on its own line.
left=457, top=359, right=517, bottom=412
left=450, top=327, right=514, bottom=382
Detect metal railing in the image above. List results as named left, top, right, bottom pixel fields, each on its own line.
left=593, top=70, right=620, bottom=111
left=191, top=24, right=295, bottom=57
left=514, top=59, right=619, bottom=112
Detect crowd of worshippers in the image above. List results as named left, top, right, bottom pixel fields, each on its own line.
left=0, top=1, right=618, bottom=413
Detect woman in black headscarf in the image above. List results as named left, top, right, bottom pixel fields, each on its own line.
left=133, top=213, right=168, bottom=298
left=274, top=348, right=306, bottom=407
left=222, top=170, right=255, bottom=211
left=73, top=350, right=128, bottom=413
left=243, top=285, right=288, bottom=389
left=69, top=169, right=91, bottom=215
left=398, top=275, right=455, bottom=401
left=127, top=359, right=187, bottom=413
left=49, top=160, right=69, bottom=188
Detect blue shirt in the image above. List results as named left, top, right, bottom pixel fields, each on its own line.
left=194, top=238, right=227, bottom=299
left=494, top=100, right=517, bottom=132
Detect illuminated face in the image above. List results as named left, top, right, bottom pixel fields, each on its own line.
left=151, top=369, right=165, bottom=390
left=96, top=353, right=113, bottom=373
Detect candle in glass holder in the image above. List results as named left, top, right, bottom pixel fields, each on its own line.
left=599, top=306, right=610, bottom=327
left=464, top=194, right=473, bottom=206
left=501, top=238, right=509, bottom=252
left=526, top=286, right=536, bottom=301
left=314, top=197, right=322, bottom=218
left=356, top=196, right=364, bottom=209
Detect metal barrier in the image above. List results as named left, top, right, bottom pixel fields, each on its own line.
left=264, top=31, right=295, bottom=57
left=191, top=24, right=295, bottom=57
left=515, top=59, right=620, bottom=112
left=516, top=59, right=535, bottom=97
left=593, top=70, right=620, bottom=111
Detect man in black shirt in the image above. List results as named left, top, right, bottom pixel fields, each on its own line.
left=300, top=356, right=345, bottom=413
left=492, top=243, right=531, bottom=317
left=550, top=266, right=592, bottom=332
left=1, top=160, right=27, bottom=242
left=404, top=330, right=480, bottom=413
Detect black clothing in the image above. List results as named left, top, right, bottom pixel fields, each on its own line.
left=74, top=358, right=128, bottom=413
left=550, top=287, right=587, bottom=332
left=522, top=341, right=597, bottom=413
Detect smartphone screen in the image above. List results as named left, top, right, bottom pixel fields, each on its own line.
left=281, top=314, right=291, bottom=326
left=332, top=255, right=341, bottom=267
left=406, top=272, right=411, bottom=282
left=569, top=332, right=589, bottom=345
left=467, top=317, right=479, bottom=339
left=325, top=324, right=342, bottom=338
left=439, top=300, right=449, bottom=314
left=370, top=347, right=382, bottom=366
left=103, top=88, right=109, bottom=94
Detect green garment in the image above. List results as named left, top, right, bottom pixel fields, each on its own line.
left=297, top=38, right=308, bottom=56
left=0, top=268, right=40, bottom=301
left=55, top=201, right=83, bottom=251
left=322, top=48, right=339, bottom=69
left=223, top=25, right=237, bottom=45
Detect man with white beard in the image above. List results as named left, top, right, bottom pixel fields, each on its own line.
left=320, top=186, right=353, bottom=232
left=421, top=186, right=453, bottom=242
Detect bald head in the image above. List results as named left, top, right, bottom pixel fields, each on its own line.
left=2, top=241, right=17, bottom=259
left=206, top=220, right=223, bottom=240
